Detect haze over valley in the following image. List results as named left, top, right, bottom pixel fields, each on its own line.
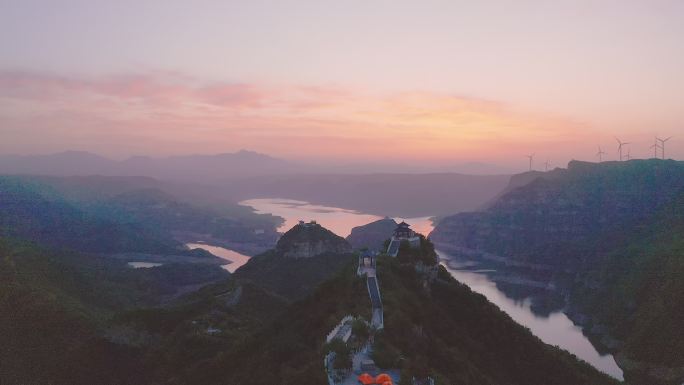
left=2, top=1, right=684, bottom=385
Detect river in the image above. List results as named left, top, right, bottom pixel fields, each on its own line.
left=185, top=242, right=252, bottom=273
left=239, top=198, right=435, bottom=237
left=230, top=197, right=624, bottom=380
left=440, top=259, right=623, bottom=380
left=182, top=198, right=624, bottom=380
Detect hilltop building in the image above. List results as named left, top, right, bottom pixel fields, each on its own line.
left=386, top=222, right=421, bottom=257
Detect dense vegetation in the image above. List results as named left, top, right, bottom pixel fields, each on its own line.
left=235, top=222, right=355, bottom=300
left=234, top=250, right=355, bottom=300
left=0, top=176, right=180, bottom=254
left=192, top=263, right=372, bottom=385
left=396, top=235, right=439, bottom=266
left=569, top=193, right=684, bottom=367
left=189, top=252, right=617, bottom=385
left=434, top=160, right=684, bottom=266
left=0, top=173, right=628, bottom=384
left=0, top=238, right=229, bottom=384
left=0, top=175, right=280, bottom=255
left=432, top=159, right=684, bottom=383
left=92, top=187, right=280, bottom=254
left=376, top=257, right=616, bottom=385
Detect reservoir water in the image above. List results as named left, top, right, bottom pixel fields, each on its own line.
left=240, top=198, right=434, bottom=237
left=237, top=198, right=624, bottom=380
left=186, top=242, right=252, bottom=273
left=128, top=261, right=164, bottom=268
left=440, top=258, right=623, bottom=380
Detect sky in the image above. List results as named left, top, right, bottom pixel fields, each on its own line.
left=1, top=0, right=683, bottom=171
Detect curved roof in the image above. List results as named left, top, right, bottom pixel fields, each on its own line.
left=376, top=373, right=393, bottom=382
left=357, top=373, right=375, bottom=385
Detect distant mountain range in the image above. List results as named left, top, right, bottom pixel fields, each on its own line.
left=0, top=150, right=513, bottom=217
left=0, top=150, right=297, bottom=181
left=0, top=150, right=515, bottom=182
left=222, top=173, right=511, bottom=217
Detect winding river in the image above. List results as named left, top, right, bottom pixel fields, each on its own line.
left=229, top=198, right=624, bottom=380
left=186, top=198, right=622, bottom=379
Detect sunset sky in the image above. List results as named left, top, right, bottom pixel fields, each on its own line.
left=1, top=0, right=682, bottom=171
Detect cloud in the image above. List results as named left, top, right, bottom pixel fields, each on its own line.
left=0, top=70, right=593, bottom=162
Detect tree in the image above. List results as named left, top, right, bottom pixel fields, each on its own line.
left=325, top=338, right=353, bottom=370
left=352, top=318, right=369, bottom=341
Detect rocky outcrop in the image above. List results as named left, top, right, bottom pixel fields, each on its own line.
left=235, top=223, right=354, bottom=300
left=346, top=217, right=397, bottom=251
left=276, top=221, right=351, bottom=258
left=432, top=159, right=684, bottom=267
left=432, top=159, right=684, bottom=384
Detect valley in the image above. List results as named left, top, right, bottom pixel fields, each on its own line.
left=431, top=159, right=684, bottom=384
left=1, top=160, right=682, bottom=384
left=4, top=4, right=682, bottom=384
left=232, top=197, right=624, bottom=380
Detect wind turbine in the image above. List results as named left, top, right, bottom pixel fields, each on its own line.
left=657, top=136, right=672, bottom=159
left=650, top=137, right=661, bottom=159
left=544, top=159, right=551, bottom=171
left=526, top=153, right=534, bottom=171
left=615, top=137, right=630, bottom=161
left=596, top=146, right=606, bottom=162
left=626, top=148, right=632, bottom=161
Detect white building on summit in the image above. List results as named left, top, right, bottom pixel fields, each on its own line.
left=386, top=221, right=421, bottom=257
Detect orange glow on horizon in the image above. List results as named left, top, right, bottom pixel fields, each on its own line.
left=0, top=70, right=643, bottom=166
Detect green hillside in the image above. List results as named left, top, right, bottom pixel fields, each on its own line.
left=193, top=253, right=616, bottom=385
left=0, top=238, right=229, bottom=384
left=432, top=159, right=684, bottom=384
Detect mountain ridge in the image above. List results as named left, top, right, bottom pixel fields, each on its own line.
left=431, top=159, right=684, bottom=384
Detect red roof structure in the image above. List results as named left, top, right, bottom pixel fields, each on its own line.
left=376, top=373, right=393, bottom=383
left=358, top=373, right=375, bottom=385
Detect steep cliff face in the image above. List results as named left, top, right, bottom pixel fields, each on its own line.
left=276, top=222, right=352, bottom=258
left=233, top=222, right=354, bottom=300
left=432, top=160, right=684, bottom=267
left=346, top=217, right=397, bottom=251
left=431, top=159, right=684, bottom=384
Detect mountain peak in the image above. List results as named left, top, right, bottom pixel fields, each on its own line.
left=346, top=217, right=398, bottom=251
left=276, top=221, right=352, bottom=258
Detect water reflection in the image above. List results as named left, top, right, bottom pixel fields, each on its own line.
left=439, top=253, right=624, bottom=380
left=240, top=198, right=433, bottom=237
left=128, top=261, right=163, bottom=268
left=238, top=197, right=624, bottom=380
left=186, top=243, right=251, bottom=273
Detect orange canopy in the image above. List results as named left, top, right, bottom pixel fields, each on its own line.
left=376, top=373, right=393, bottom=383
left=382, top=382, right=393, bottom=385
left=358, top=373, right=375, bottom=385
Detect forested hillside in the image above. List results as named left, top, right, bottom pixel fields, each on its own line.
left=194, top=254, right=616, bottom=385
left=432, top=159, right=684, bottom=384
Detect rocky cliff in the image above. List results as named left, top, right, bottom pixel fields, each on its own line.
left=431, top=159, right=684, bottom=384
left=234, top=222, right=355, bottom=300
left=276, top=221, right=352, bottom=258
left=346, top=217, right=397, bottom=251
left=432, top=159, right=684, bottom=267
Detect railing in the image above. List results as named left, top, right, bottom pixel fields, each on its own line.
left=326, top=315, right=354, bottom=343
